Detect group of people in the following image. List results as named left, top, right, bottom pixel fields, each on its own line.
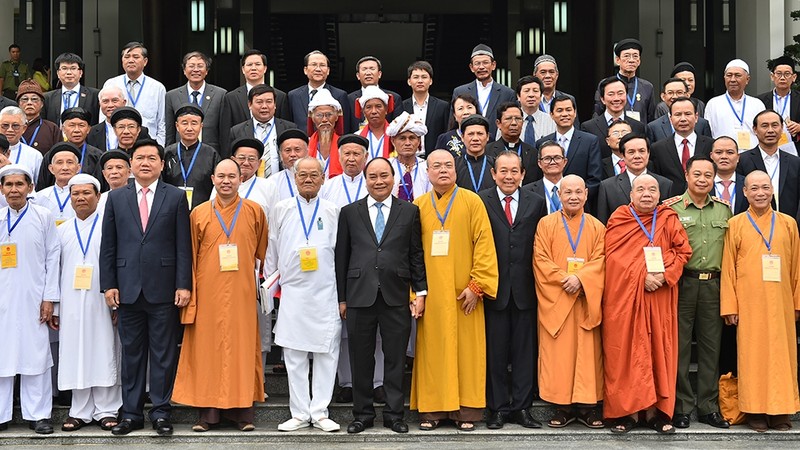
left=1, top=36, right=799, bottom=437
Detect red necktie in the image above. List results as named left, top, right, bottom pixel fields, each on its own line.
left=681, top=138, right=690, bottom=170
left=504, top=196, right=513, bottom=225
left=720, top=180, right=733, bottom=202
left=618, top=160, right=626, bottom=173
left=139, top=187, right=150, bottom=231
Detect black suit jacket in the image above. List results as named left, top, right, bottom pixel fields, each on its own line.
left=536, top=129, right=604, bottom=196
left=715, top=174, right=749, bottom=215
left=596, top=171, right=674, bottom=224
left=219, top=84, right=290, bottom=158
left=164, top=83, right=227, bottom=148
left=736, top=147, right=800, bottom=221
left=757, top=89, right=800, bottom=122
left=580, top=115, right=647, bottom=159
left=335, top=196, right=426, bottom=307
left=87, top=121, right=152, bottom=151
left=287, top=83, right=351, bottom=132
left=401, top=95, right=450, bottom=155
left=649, top=134, right=714, bottom=194
left=479, top=187, right=547, bottom=310
left=485, top=139, right=541, bottom=185
left=347, top=88, right=403, bottom=133
left=43, top=85, right=100, bottom=124
left=100, top=181, right=192, bottom=304
left=227, top=117, right=296, bottom=168
left=451, top=80, right=517, bottom=137
left=601, top=157, right=616, bottom=179
left=646, top=114, right=712, bottom=143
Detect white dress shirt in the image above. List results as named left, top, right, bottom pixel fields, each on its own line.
left=496, top=187, right=519, bottom=221
left=102, top=73, right=167, bottom=145
left=186, top=82, right=206, bottom=106
left=542, top=178, right=562, bottom=212
left=555, top=127, right=575, bottom=157
left=673, top=132, right=697, bottom=161
left=61, top=83, right=82, bottom=113
left=760, top=147, right=780, bottom=207
left=135, top=179, right=159, bottom=214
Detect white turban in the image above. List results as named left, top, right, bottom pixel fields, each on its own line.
left=308, top=88, right=342, bottom=112
left=67, top=173, right=101, bottom=191
left=357, top=85, right=389, bottom=109
left=0, top=163, right=33, bottom=181
left=725, top=59, right=750, bottom=74
left=386, top=111, right=428, bottom=137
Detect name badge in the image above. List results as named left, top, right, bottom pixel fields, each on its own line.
left=73, top=264, right=93, bottom=290
left=431, top=230, right=450, bottom=256
left=778, top=131, right=790, bottom=147
left=219, top=243, right=239, bottom=272
left=299, top=246, right=318, bottom=272
left=643, top=246, right=665, bottom=273
left=55, top=218, right=66, bottom=227
left=180, top=186, right=194, bottom=208
left=735, top=129, right=751, bottom=150
left=567, top=257, right=585, bottom=274
left=626, top=110, right=641, bottom=122
left=1, top=243, right=17, bottom=268
left=762, top=254, right=781, bottom=282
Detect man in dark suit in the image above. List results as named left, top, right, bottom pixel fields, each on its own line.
left=757, top=56, right=800, bottom=153
left=335, top=157, right=427, bottom=434
left=43, top=53, right=100, bottom=125
left=581, top=77, right=646, bottom=159
left=486, top=102, right=540, bottom=185
left=600, top=120, right=633, bottom=179
left=220, top=50, right=289, bottom=158
left=347, top=56, right=402, bottom=133
left=736, top=110, right=800, bottom=222
left=451, top=44, right=516, bottom=137
left=524, top=141, right=567, bottom=214
left=647, top=78, right=712, bottom=143
left=402, top=61, right=449, bottom=157
left=100, top=139, right=192, bottom=436
left=479, top=151, right=547, bottom=429
left=287, top=50, right=351, bottom=132
left=710, top=136, right=749, bottom=215
left=649, top=97, right=714, bottom=194
left=87, top=87, right=151, bottom=151
left=596, top=133, right=673, bottom=224
left=164, top=51, right=226, bottom=150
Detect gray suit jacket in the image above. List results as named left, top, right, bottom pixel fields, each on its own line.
left=43, top=85, right=100, bottom=124
left=165, top=83, right=227, bottom=149
left=596, top=171, right=673, bottom=224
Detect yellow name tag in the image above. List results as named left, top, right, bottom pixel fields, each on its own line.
left=762, top=254, right=781, bottom=282
left=219, top=243, right=239, bottom=272
left=431, top=230, right=450, bottom=256
left=567, top=257, right=585, bottom=274
left=181, top=186, right=194, bottom=208
left=778, top=131, right=790, bottom=147
left=299, top=246, right=318, bottom=272
left=626, top=110, right=641, bottom=122
left=73, top=264, right=93, bottom=290
left=55, top=218, right=66, bottom=227
left=644, top=246, right=665, bottom=273
left=1, top=243, right=17, bottom=268
left=736, top=129, right=751, bottom=150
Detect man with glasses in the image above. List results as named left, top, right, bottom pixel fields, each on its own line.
left=655, top=62, right=706, bottom=119
left=452, top=45, right=516, bottom=137
left=757, top=56, right=800, bottom=155
left=109, top=107, right=147, bottom=155
left=705, top=59, right=766, bottom=149
left=1, top=106, right=42, bottom=180
left=43, top=53, right=99, bottom=125
left=647, top=78, right=712, bottom=143
left=593, top=39, right=656, bottom=124
left=88, top=87, right=151, bottom=151
left=16, top=80, right=60, bottom=155
left=37, top=108, right=104, bottom=190
left=288, top=51, right=350, bottom=132
left=524, top=141, right=568, bottom=213
left=486, top=102, right=540, bottom=185
left=533, top=55, right=576, bottom=114
left=602, top=120, right=632, bottom=179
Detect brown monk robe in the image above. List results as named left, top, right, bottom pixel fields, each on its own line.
left=602, top=174, right=692, bottom=434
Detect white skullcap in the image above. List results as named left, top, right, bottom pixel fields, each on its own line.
left=357, top=85, right=389, bottom=109
left=725, top=59, right=750, bottom=74
left=0, top=163, right=33, bottom=181
left=386, top=111, right=428, bottom=137
left=67, top=173, right=101, bottom=191
left=308, top=89, right=342, bottom=112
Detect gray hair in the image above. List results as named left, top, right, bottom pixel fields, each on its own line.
left=0, top=106, right=26, bottom=123
left=98, top=85, right=126, bottom=101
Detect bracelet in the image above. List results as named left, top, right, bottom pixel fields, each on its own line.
left=467, top=279, right=484, bottom=298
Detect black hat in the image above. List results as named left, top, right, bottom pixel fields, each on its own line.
left=276, top=128, right=309, bottom=147
left=769, top=56, right=797, bottom=73
left=99, top=149, right=130, bottom=169
left=670, top=62, right=696, bottom=77
left=337, top=134, right=368, bottom=149
left=110, top=106, right=142, bottom=126
left=61, top=107, right=91, bottom=124
left=614, top=38, right=643, bottom=56
left=459, top=114, right=490, bottom=134
left=0, top=134, right=8, bottom=150
left=231, top=137, right=265, bottom=158
left=174, top=104, right=205, bottom=121
left=471, top=44, right=494, bottom=60
left=48, top=142, right=82, bottom=164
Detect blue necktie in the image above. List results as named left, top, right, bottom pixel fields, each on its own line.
left=374, top=202, right=385, bottom=241
left=550, top=186, right=561, bottom=213
left=62, top=91, right=74, bottom=110
left=524, top=115, right=535, bottom=145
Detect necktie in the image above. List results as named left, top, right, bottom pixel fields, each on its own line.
left=550, top=185, right=561, bottom=213
left=127, top=79, right=139, bottom=99
left=504, top=196, right=513, bottom=225
left=263, top=141, right=272, bottom=179
left=309, top=89, right=318, bottom=101
left=257, top=122, right=268, bottom=140
left=62, top=90, right=74, bottom=110
left=191, top=91, right=200, bottom=105
left=139, top=187, right=150, bottom=231
left=374, top=202, right=385, bottom=241
left=681, top=138, right=690, bottom=170
left=720, top=180, right=733, bottom=202
left=618, top=160, right=626, bottom=173
left=400, top=171, right=414, bottom=201
left=524, top=116, right=535, bottom=145
left=560, top=136, right=568, bottom=157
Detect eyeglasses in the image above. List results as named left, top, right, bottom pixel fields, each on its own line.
left=0, top=123, right=23, bottom=131
left=774, top=72, right=795, bottom=79
left=539, top=155, right=565, bottom=164
left=313, top=112, right=336, bottom=120
left=609, top=130, right=630, bottom=137
left=664, top=90, right=686, bottom=97
left=114, top=124, right=139, bottom=132
left=18, top=96, right=41, bottom=103
left=234, top=155, right=259, bottom=163
left=429, top=162, right=454, bottom=170
left=307, top=63, right=328, bottom=69
left=619, top=54, right=640, bottom=61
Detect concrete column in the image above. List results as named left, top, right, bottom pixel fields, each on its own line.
left=736, top=0, right=785, bottom=93
left=0, top=0, right=14, bottom=54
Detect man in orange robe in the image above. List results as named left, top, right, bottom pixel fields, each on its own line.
left=173, top=159, right=268, bottom=431
left=603, top=172, right=692, bottom=434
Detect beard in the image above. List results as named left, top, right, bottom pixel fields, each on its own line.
left=318, top=128, right=333, bottom=145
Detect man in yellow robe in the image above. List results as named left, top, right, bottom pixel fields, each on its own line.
left=721, top=170, right=800, bottom=432
left=411, top=149, right=498, bottom=431
left=533, top=174, right=605, bottom=429
left=173, top=158, right=268, bottom=431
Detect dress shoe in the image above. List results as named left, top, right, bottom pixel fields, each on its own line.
left=698, top=412, right=730, bottom=428
left=278, top=417, right=310, bottom=431
left=384, top=418, right=409, bottom=433
left=373, top=386, right=386, bottom=404
left=29, top=419, right=53, bottom=435
left=347, top=419, right=373, bottom=433
left=486, top=411, right=507, bottom=429
left=672, top=413, right=690, bottom=429
left=111, top=418, right=144, bottom=435
left=511, top=409, right=542, bottom=429
left=312, top=417, right=340, bottom=432
left=152, top=418, right=173, bottom=436
left=335, top=386, right=353, bottom=403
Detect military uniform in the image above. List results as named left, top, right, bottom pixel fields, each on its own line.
left=665, top=192, right=732, bottom=419
left=0, top=60, right=31, bottom=99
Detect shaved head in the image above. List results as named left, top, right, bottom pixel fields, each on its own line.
left=561, top=174, right=585, bottom=190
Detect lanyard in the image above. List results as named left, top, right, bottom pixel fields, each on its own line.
left=768, top=159, right=780, bottom=183
left=746, top=211, right=776, bottom=252
left=617, top=74, right=638, bottom=110
left=79, top=142, right=87, bottom=166
left=214, top=198, right=243, bottom=242
left=561, top=213, right=585, bottom=255
left=177, top=141, right=201, bottom=186
left=284, top=171, right=294, bottom=197
left=478, top=83, right=492, bottom=115
left=430, top=186, right=458, bottom=229
left=724, top=93, right=746, bottom=127
left=395, top=159, right=418, bottom=199
left=6, top=203, right=29, bottom=237
left=316, top=146, right=331, bottom=176
left=244, top=177, right=256, bottom=199
left=539, top=96, right=551, bottom=113
left=74, top=214, right=99, bottom=260
left=367, top=131, right=385, bottom=159
left=504, top=142, right=523, bottom=156
left=53, top=186, right=70, bottom=214
left=465, top=155, right=487, bottom=191
left=13, top=145, right=21, bottom=164
left=774, top=91, right=790, bottom=118
left=629, top=206, right=657, bottom=245
left=126, top=76, right=146, bottom=108
left=20, top=118, right=42, bottom=146
left=259, top=122, right=274, bottom=146
left=342, top=176, right=363, bottom=204
left=296, top=196, right=321, bottom=242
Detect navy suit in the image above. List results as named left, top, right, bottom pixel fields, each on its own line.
left=287, top=83, right=351, bottom=132
left=646, top=114, right=712, bottom=144
left=347, top=88, right=403, bottom=133
left=401, top=95, right=450, bottom=156
left=580, top=114, right=647, bottom=159
left=595, top=172, right=674, bottom=224
left=219, top=85, right=290, bottom=158
left=100, top=180, right=192, bottom=423
left=452, top=80, right=517, bottom=137
left=536, top=129, right=603, bottom=213
left=649, top=134, right=714, bottom=195
left=736, top=147, right=800, bottom=223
